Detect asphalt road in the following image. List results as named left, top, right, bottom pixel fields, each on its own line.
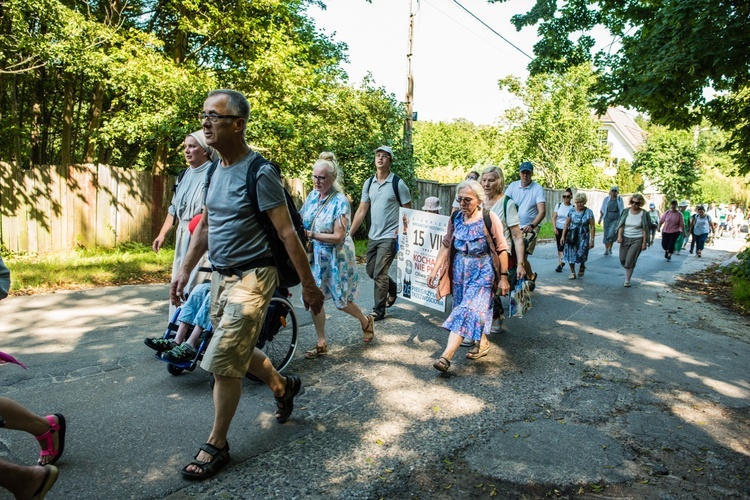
left=1, top=233, right=748, bottom=499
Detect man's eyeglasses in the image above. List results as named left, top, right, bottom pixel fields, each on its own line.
left=199, top=113, right=242, bottom=123
left=312, top=175, right=327, bottom=182
left=455, top=196, right=475, bottom=204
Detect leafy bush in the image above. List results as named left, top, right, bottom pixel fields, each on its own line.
left=729, top=247, right=750, bottom=281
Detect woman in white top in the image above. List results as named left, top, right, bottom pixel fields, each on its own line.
left=553, top=188, right=574, bottom=272
left=616, top=193, right=651, bottom=287
left=152, top=130, right=220, bottom=318
left=688, top=205, right=712, bottom=257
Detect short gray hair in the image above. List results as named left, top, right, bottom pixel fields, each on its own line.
left=573, top=192, right=587, bottom=204
left=480, top=166, right=505, bottom=195
left=456, top=179, right=486, bottom=204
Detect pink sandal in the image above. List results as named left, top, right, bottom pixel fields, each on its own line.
left=35, top=414, right=66, bottom=465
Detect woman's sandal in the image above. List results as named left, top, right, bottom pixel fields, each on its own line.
left=305, top=344, right=328, bottom=359
left=386, top=294, right=397, bottom=308
left=433, top=356, right=451, bottom=374
left=35, top=414, right=66, bottom=466
left=466, top=344, right=490, bottom=360
left=181, top=442, right=230, bottom=481
left=363, top=315, right=375, bottom=343
left=32, top=464, right=59, bottom=499
left=275, top=375, right=301, bottom=423
left=578, top=267, right=586, bottom=277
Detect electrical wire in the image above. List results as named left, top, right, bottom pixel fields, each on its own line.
left=449, top=0, right=533, bottom=59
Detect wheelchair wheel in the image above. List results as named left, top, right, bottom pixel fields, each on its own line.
left=246, top=296, right=298, bottom=382
left=167, top=364, right=184, bottom=376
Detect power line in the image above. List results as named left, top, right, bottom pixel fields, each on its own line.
left=449, top=0, right=533, bottom=60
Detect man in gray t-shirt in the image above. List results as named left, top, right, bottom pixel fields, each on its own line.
left=350, top=146, right=412, bottom=320
left=171, top=89, right=323, bottom=481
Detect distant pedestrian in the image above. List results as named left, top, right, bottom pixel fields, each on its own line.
left=616, top=193, right=650, bottom=287
left=427, top=180, right=510, bottom=373
left=675, top=200, right=691, bottom=253
left=421, top=196, right=442, bottom=214
left=658, top=200, right=685, bottom=261
left=688, top=205, right=712, bottom=257
left=599, top=186, right=624, bottom=256
left=561, top=192, right=595, bottom=279
left=553, top=188, right=574, bottom=272
left=646, top=202, right=660, bottom=247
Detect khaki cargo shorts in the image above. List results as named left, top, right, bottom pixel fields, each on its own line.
left=201, top=266, right=278, bottom=378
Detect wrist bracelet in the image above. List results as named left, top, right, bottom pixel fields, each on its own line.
left=500, top=272, right=509, bottom=276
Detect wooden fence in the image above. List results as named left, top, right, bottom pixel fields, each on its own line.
left=0, top=161, right=662, bottom=254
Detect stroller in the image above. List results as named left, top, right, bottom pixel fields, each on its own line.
left=155, top=276, right=299, bottom=380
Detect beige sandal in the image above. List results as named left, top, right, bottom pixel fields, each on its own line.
left=305, top=344, right=328, bottom=359
left=363, top=315, right=375, bottom=343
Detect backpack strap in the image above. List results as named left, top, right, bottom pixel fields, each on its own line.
left=365, top=173, right=403, bottom=206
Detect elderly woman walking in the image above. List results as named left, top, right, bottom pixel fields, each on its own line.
left=427, top=180, right=510, bottom=374
left=616, top=193, right=650, bottom=287
left=301, top=152, right=374, bottom=357
left=599, top=186, right=624, bottom=255
left=562, top=192, right=596, bottom=279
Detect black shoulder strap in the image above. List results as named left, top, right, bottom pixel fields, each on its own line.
left=483, top=207, right=493, bottom=233
left=244, top=153, right=278, bottom=221
left=366, top=173, right=403, bottom=206
left=202, top=160, right=220, bottom=205
left=172, top=168, right=188, bottom=193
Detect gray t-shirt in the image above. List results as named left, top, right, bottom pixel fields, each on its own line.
left=360, top=172, right=412, bottom=241
left=205, top=152, right=286, bottom=268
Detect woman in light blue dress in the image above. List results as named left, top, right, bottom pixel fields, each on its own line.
left=300, top=152, right=374, bottom=358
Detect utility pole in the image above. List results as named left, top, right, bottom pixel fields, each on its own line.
left=404, top=0, right=416, bottom=154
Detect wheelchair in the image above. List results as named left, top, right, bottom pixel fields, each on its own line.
left=155, top=286, right=298, bottom=380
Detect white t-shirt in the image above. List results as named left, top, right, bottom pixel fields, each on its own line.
left=623, top=212, right=644, bottom=238
left=554, top=202, right=573, bottom=229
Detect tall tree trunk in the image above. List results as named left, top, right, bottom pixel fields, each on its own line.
left=153, top=143, right=168, bottom=174
left=84, top=82, right=103, bottom=163
left=30, top=69, right=44, bottom=167
left=60, top=77, right=74, bottom=166
left=9, top=76, right=22, bottom=166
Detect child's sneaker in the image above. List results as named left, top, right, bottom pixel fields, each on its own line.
left=163, top=343, right=198, bottom=363
left=144, top=338, right=178, bottom=352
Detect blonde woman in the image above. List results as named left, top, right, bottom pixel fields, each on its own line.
left=562, top=192, right=596, bottom=279
left=301, top=152, right=374, bottom=357
left=616, top=193, right=650, bottom=287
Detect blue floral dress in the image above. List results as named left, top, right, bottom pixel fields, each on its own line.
left=442, top=215, right=494, bottom=341
left=300, top=190, right=359, bottom=309
left=562, top=208, right=594, bottom=265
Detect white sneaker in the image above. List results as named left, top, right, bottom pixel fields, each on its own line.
left=490, top=317, right=504, bottom=334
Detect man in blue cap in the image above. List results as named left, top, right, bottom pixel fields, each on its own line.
left=504, top=161, right=546, bottom=289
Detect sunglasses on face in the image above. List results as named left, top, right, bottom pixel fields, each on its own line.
left=455, top=197, right=476, bottom=204
left=562, top=195, right=571, bottom=199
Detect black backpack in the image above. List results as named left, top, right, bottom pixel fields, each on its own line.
left=205, top=153, right=308, bottom=288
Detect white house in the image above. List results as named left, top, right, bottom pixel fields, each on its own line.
left=597, top=107, right=647, bottom=164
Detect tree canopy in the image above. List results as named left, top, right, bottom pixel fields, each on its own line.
left=495, top=0, right=750, bottom=174
left=0, top=0, right=411, bottom=180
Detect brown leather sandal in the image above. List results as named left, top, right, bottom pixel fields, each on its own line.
left=305, top=344, right=328, bottom=359
left=363, top=315, right=375, bottom=343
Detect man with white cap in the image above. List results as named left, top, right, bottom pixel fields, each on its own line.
left=646, top=202, right=660, bottom=247
left=504, top=161, right=546, bottom=289
left=350, top=145, right=412, bottom=321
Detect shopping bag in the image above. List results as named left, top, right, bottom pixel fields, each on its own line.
left=509, top=278, right=532, bottom=318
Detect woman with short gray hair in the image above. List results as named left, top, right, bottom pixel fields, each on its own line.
left=562, top=192, right=596, bottom=279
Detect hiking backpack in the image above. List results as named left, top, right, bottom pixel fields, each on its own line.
left=204, top=153, right=308, bottom=288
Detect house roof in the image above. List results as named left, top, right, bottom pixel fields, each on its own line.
left=598, top=108, right=647, bottom=150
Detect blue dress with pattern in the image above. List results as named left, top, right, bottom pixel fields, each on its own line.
left=562, top=208, right=594, bottom=264
left=442, top=215, right=494, bottom=341
left=300, top=190, right=359, bottom=309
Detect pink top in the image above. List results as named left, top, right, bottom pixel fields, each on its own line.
left=659, top=210, right=685, bottom=233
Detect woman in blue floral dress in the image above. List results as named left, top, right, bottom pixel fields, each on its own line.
left=300, top=152, right=374, bottom=358
left=561, top=192, right=596, bottom=279
left=427, top=180, right=510, bottom=374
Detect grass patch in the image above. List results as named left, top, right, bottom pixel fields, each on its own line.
left=731, top=276, right=750, bottom=309
left=3, top=242, right=173, bottom=295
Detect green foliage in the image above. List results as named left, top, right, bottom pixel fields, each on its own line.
left=497, top=64, right=609, bottom=189
left=632, top=126, right=701, bottom=203
left=499, top=0, right=750, bottom=174
left=730, top=248, right=750, bottom=281
left=611, top=159, right=643, bottom=194
left=413, top=119, right=503, bottom=173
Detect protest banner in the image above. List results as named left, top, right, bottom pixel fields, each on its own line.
left=396, top=208, right=449, bottom=312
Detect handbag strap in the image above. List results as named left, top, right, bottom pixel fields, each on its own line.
left=309, top=191, right=335, bottom=232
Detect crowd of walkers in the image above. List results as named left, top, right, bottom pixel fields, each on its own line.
left=4, top=88, right=746, bottom=492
